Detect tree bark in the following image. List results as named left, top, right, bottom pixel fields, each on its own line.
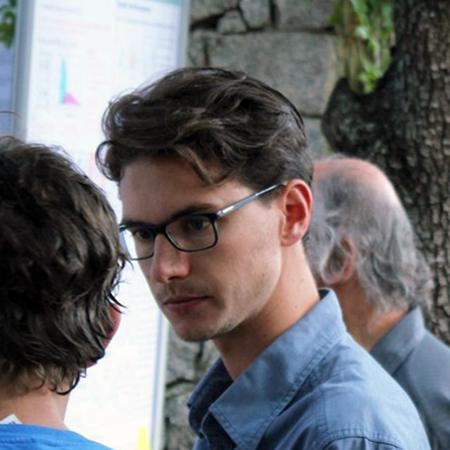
left=322, top=0, right=450, bottom=342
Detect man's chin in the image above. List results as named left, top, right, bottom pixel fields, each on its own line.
left=172, top=324, right=225, bottom=343
left=170, top=318, right=237, bottom=343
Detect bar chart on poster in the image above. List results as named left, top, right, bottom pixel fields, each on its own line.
left=12, top=1, right=189, bottom=449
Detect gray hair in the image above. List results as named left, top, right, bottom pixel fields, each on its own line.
left=307, top=158, right=433, bottom=312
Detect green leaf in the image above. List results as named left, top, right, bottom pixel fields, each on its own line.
left=350, top=0, right=368, bottom=20
left=354, top=25, right=369, bottom=40
left=367, top=37, right=380, bottom=55
left=0, top=0, right=16, bottom=48
left=330, top=0, right=394, bottom=94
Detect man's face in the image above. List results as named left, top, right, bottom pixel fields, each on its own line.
left=119, top=157, right=283, bottom=342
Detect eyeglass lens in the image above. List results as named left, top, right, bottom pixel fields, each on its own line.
left=122, top=214, right=217, bottom=260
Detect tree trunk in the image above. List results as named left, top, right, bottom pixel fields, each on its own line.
left=322, top=0, right=450, bottom=342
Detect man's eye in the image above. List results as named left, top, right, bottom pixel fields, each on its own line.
left=131, top=227, right=153, bottom=241
left=180, top=216, right=211, bottom=233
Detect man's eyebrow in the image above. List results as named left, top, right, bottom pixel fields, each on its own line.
left=120, top=202, right=218, bottom=228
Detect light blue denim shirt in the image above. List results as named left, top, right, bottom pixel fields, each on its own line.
left=188, top=291, right=430, bottom=450
left=371, top=307, right=450, bottom=450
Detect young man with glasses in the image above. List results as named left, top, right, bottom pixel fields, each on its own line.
left=97, top=67, right=430, bottom=449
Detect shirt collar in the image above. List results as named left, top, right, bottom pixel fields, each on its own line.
left=370, top=307, right=426, bottom=375
left=188, top=290, right=346, bottom=449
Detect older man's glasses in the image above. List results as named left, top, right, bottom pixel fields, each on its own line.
left=119, top=184, right=283, bottom=261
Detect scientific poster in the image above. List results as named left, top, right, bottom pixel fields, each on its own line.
left=13, top=1, right=189, bottom=448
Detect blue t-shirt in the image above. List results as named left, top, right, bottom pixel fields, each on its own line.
left=188, top=290, right=431, bottom=450
left=0, top=424, right=112, bottom=449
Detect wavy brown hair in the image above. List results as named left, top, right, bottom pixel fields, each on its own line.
left=96, top=67, right=312, bottom=190
left=0, top=137, right=126, bottom=395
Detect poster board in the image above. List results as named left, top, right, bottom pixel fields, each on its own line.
left=0, top=0, right=14, bottom=134
left=12, top=1, right=189, bottom=449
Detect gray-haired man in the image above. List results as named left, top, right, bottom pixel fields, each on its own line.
left=308, top=156, right=450, bottom=450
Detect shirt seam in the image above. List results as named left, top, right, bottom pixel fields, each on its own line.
left=320, top=434, right=403, bottom=450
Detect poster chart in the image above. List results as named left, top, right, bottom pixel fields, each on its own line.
left=13, top=1, right=189, bottom=449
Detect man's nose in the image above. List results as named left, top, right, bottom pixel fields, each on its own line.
left=144, top=233, right=190, bottom=284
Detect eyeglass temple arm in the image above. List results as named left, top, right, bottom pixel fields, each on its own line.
left=216, top=183, right=284, bottom=218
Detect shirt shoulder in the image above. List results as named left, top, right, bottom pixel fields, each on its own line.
left=260, top=334, right=430, bottom=450
left=394, top=330, right=450, bottom=449
left=0, top=424, right=112, bottom=450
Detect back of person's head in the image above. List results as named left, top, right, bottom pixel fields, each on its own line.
left=0, top=136, right=126, bottom=395
left=307, top=155, right=432, bottom=312
left=96, top=67, right=313, bottom=192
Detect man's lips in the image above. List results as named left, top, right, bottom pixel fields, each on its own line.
left=163, top=295, right=209, bottom=311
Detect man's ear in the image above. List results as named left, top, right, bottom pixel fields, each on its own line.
left=336, top=238, right=356, bottom=283
left=279, top=179, right=313, bottom=246
left=86, top=306, right=121, bottom=368
left=327, top=237, right=357, bottom=285
left=105, top=305, right=121, bottom=349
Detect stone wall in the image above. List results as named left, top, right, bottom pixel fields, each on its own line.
left=163, top=1, right=340, bottom=449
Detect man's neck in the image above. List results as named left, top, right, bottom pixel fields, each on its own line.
left=214, top=251, right=320, bottom=379
left=353, top=308, right=406, bottom=351
left=333, top=279, right=406, bottom=351
left=0, top=384, right=69, bottom=429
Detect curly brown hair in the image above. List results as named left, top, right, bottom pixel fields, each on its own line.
left=0, top=137, right=126, bottom=395
left=96, top=67, right=312, bottom=191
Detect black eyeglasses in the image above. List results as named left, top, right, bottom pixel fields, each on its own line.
left=119, top=183, right=283, bottom=261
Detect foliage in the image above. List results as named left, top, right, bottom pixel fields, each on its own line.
left=0, top=0, right=16, bottom=48
left=331, top=0, right=394, bottom=94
